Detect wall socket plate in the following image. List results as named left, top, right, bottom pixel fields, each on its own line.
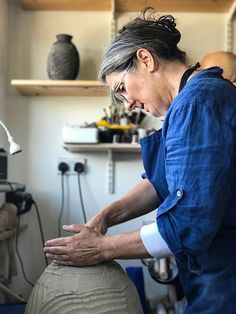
left=57, top=157, right=87, bottom=175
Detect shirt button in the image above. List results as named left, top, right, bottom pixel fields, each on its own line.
left=176, top=190, right=182, bottom=197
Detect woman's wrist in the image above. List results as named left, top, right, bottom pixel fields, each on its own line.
left=100, top=231, right=151, bottom=261
left=101, top=200, right=123, bottom=228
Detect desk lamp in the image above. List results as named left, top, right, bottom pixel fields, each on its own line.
left=0, top=120, right=21, bottom=154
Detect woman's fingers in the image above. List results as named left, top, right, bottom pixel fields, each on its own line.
left=46, top=254, right=71, bottom=261
left=53, top=260, right=78, bottom=266
left=44, top=236, right=71, bottom=247
left=63, top=224, right=84, bottom=233
left=44, top=246, right=69, bottom=255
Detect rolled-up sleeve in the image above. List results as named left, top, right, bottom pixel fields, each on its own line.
left=157, top=98, right=235, bottom=273
left=140, top=222, right=172, bottom=258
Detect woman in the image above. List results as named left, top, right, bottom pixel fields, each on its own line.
left=44, top=9, right=236, bottom=313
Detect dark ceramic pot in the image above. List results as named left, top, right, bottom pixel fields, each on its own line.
left=47, top=34, right=80, bottom=80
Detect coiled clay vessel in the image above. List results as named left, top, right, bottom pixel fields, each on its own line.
left=47, top=34, right=80, bottom=80
left=25, top=261, right=143, bottom=314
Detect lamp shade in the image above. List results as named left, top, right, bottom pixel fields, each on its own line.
left=0, top=120, right=22, bottom=155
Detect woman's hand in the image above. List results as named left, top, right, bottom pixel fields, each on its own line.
left=85, top=212, right=108, bottom=235
left=44, top=224, right=105, bottom=266
left=44, top=224, right=150, bottom=266
left=44, top=180, right=159, bottom=267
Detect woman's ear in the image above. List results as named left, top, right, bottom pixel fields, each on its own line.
left=136, top=48, right=158, bottom=72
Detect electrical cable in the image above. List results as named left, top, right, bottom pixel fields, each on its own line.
left=15, top=197, right=48, bottom=288
left=76, top=171, right=87, bottom=223
left=15, top=215, right=34, bottom=287
left=33, top=201, right=48, bottom=266
left=58, top=173, right=65, bottom=237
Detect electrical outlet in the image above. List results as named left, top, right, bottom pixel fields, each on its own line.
left=71, top=158, right=87, bottom=174
left=57, top=157, right=71, bottom=175
left=57, top=157, right=86, bottom=175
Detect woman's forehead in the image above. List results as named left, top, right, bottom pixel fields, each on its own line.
left=105, top=71, right=125, bottom=88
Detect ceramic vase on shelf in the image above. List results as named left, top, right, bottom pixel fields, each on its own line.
left=47, top=34, right=80, bottom=80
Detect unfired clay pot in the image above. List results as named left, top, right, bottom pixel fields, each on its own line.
left=25, top=261, right=143, bottom=314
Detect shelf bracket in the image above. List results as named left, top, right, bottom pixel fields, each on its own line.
left=111, top=0, right=117, bottom=39
left=107, top=149, right=115, bottom=194
left=225, top=0, right=236, bottom=51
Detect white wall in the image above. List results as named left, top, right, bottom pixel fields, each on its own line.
left=0, top=0, right=9, bottom=304
left=0, top=0, right=9, bottom=145
left=5, top=0, right=235, bottom=302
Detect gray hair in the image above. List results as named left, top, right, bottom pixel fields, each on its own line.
left=99, top=8, right=186, bottom=83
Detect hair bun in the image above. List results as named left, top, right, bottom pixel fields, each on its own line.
left=158, top=15, right=176, bottom=32
left=157, top=15, right=180, bottom=44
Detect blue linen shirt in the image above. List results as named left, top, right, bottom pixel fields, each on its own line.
left=141, top=67, right=236, bottom=313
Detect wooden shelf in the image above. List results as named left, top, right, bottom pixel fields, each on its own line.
left=11, top=80, right=108, bottom=96
left=20, top=0, right=234, bottom=13
left=63, top=143, right=141, bottom=153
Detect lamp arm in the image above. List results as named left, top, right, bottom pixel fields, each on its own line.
left=0, top=120, right=12, bottom=138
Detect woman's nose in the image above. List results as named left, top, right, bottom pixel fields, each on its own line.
left=125, top=99, right=142, bottom=111
left=125, top=98, right=137, bottom=111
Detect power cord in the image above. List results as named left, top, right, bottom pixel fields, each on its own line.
left=15, top=198, right=48, bottom=287
left=58, top=162, right=69, bottom=237
left=74, top=162, right=87, bottom=223
left=33, top=201, right=48, bottom=266
left=15, top=215, right=34, bottom=287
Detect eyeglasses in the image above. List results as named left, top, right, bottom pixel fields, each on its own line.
left=112, top=62, right=132, bottom=104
